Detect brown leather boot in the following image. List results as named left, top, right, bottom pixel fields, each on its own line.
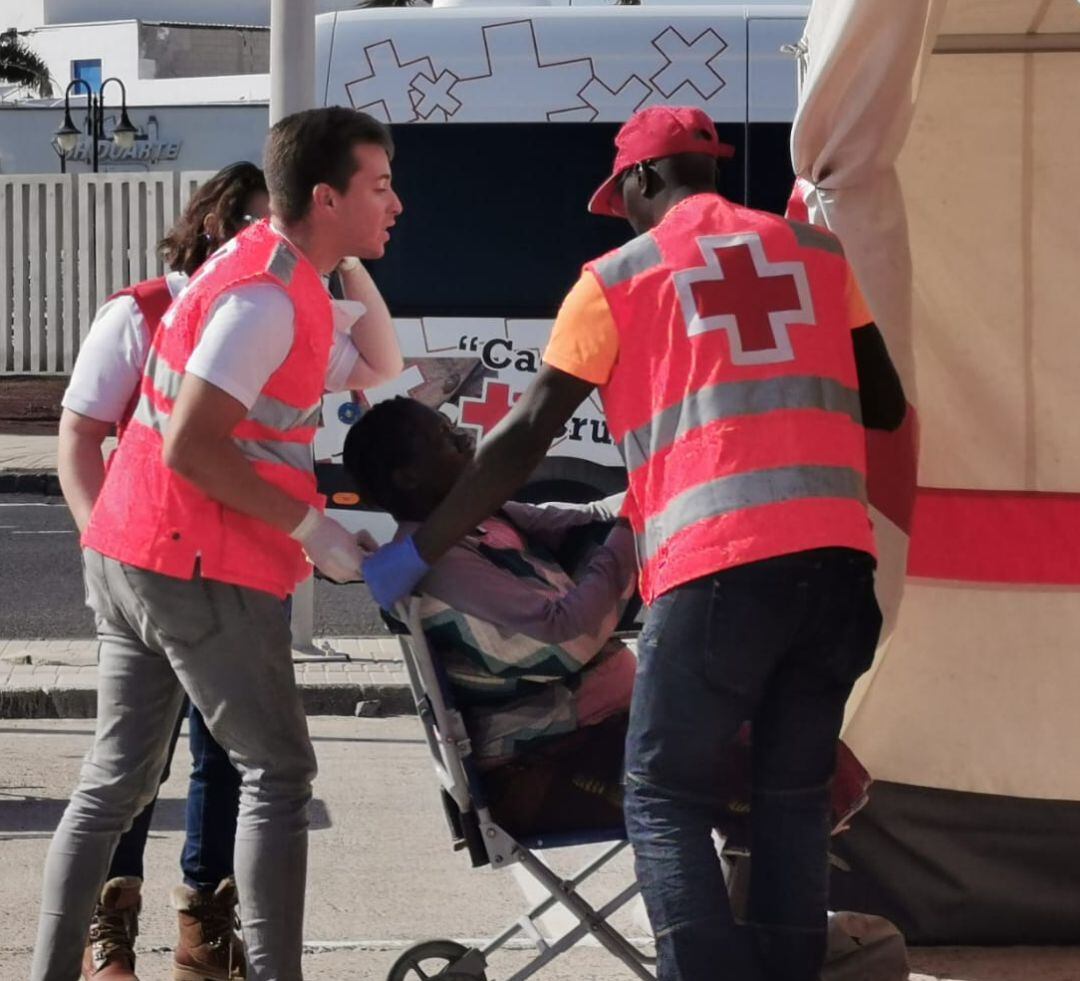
left=81, top=876, right=142, bottom=980
left=172, top=877, right=246, bottom=980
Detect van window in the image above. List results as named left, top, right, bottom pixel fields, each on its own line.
left=745, top=122, right=796, bottom=217
left=373, top=121, right=748, bottom=318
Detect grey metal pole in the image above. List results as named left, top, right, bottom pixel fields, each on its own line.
left=270, top=0, right=317, bottom=125
left=270, top=0, right=318, bottom=650
left=272, top=0, right=317, bottom=652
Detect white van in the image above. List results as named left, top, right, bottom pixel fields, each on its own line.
left=313, top=0, right=808, bottom=538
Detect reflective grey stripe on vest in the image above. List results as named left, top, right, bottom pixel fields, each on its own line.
left=234, top=438, right=313, bottom=471
left=145, top=349, right=183, bottom=402
left=620, top=375, right=863, bottom=473
left=249, top=392, right=321, bottom=432
left=593, top=233, right=663, bottom=288
left=788, top=220, right=845, bottom=257
left=145, top=349, right=318, bottom=433
left=132, top=393, right=313, bottom=471
left=639, top=465, right=867, bottom=562
left=132, top=392, right=169, bottom=436
left=267, top=241, right=299, bottom=285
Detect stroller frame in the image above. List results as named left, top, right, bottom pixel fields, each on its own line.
left=388, top=597, right=656, bottom=981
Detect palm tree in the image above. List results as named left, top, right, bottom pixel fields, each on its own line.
left=0, top=30, right=53, bottom=98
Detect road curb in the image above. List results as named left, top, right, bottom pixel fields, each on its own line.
left=0, top=471, right=61, bottom=495
left=0, top=682, right=416, bottom=720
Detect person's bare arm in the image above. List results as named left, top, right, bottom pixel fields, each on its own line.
left=57, top=408, right=114, bottom=534
left=163, top=375, right=308, bottom=534
left=852, top=323, right=906, bottom=431
left=338, top=261, right=403, bottom=388
left=412, top=365, right=596, bottom=565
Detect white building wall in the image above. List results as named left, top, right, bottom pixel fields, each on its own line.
left=24, top=21, right=271, bottom=104
left=5, top=1, right=47, bottom=31
left=27, top=21, right=140, bottom=94
left=39, top=0, right=351, bottom=28
left=0, top=104, right=269, bottom=175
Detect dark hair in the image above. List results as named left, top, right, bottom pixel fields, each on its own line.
left=659, top=152, right=721, bottom=191
left=342, top=397, right=422, bottom=517
left=158, top=161, right=267, bottom=275
left=264, top=107, right=394, bottom=224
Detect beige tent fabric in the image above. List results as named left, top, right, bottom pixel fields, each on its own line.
left=797, top=0, right=1080, bottom=800
left=844, top=29, right=1080, bottom=800
left=938, top=0, right=1080, bottom=36
left=789, top=0, right=944, bottom=719
left=791, top=0, right=943, bottom=386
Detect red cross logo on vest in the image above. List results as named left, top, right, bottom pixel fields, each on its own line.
left=673, top=233, right=816, bottom=365
left=459, top=380, right=519, bottom=438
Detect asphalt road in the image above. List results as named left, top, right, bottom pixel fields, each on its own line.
left=0, top=495, right=388, bottom=638
left=0, top=718, right=1072, bottom=981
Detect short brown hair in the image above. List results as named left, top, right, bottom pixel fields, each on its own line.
left=264, top=107, right=394, bottom=223
left=159, top=161, right=266, bottom=275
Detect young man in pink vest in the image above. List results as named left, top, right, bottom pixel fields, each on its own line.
left=364, top=106, right=905, bottom=980
left=33, top=107, right=403, bottom=981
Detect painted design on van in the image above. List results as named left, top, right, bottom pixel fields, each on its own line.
left=649, top=27, right=727, bottom=101
left=314, top=317, right=624, bottom=474
left=458, top=378, right=613, bottom=450
left=345, top=40, right=437, bottom=123
left=345, top=19, right=731, bottom=124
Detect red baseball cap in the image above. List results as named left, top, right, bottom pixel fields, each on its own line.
left=588, top=106, right=735, bottom=218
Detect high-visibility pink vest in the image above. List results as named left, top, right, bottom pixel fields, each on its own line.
left=587, top=193, right=875, bottom=603
left=108, top=276, right=172, bottom=443
left=83, top=221, right=332, bottom=598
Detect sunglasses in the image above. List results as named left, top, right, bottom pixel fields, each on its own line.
left=617, top=160, right=655, bottom=189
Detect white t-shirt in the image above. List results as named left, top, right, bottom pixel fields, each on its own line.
left=62, top=271, right=188, bottom=424
left=185, top=287, right=365, bottom=410
left=63, top=276, right=363, bottom=422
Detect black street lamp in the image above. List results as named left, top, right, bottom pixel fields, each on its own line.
left=54, top=75, right=140, bottom=173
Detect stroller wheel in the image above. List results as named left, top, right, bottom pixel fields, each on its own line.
left=387, top=939, right=488, bottom=981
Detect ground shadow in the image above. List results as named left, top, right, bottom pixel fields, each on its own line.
left=309, top=734, right=423, bottom=746
left=0, top=796, right=333, bottom=838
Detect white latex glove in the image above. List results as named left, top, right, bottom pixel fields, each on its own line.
left=290, top=506, right=362, bottom=583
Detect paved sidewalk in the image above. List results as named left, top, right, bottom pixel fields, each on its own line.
left=0, top=636, right=415, bottom=718
left=0, top=433, right=63, bottom=471
left=0, top=432, right=64, bottom=493
left=7, top=717, right=1073, bottom=980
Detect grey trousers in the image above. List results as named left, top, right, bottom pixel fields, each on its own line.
left=31, top=549, right=317, bottom=981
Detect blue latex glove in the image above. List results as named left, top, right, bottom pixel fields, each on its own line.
left=363, top=536, right=431, bottom=610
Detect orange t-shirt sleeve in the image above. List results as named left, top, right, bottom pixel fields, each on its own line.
left=543, top=270, right=620, bottom=386
left=845, top=264, right=874, bottom=330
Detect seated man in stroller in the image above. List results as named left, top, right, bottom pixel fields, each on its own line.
left=343, top=396, right=868, bottom=842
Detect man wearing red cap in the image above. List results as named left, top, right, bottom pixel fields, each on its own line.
left=364, top=105, right=906, bottom=980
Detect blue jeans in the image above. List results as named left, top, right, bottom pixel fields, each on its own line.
left=181, top=705, right=241, bottom=888
left=624, top=548, right=881, bottom=981
left=107, top=701, right=240, bottom=890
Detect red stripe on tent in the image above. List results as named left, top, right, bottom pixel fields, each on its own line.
left=907, top=488, right=1080, bottom=584
left=862, top=406, right=1079, bottom=583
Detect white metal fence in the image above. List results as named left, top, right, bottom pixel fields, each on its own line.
left=1, top=171, right=215, bottom=374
